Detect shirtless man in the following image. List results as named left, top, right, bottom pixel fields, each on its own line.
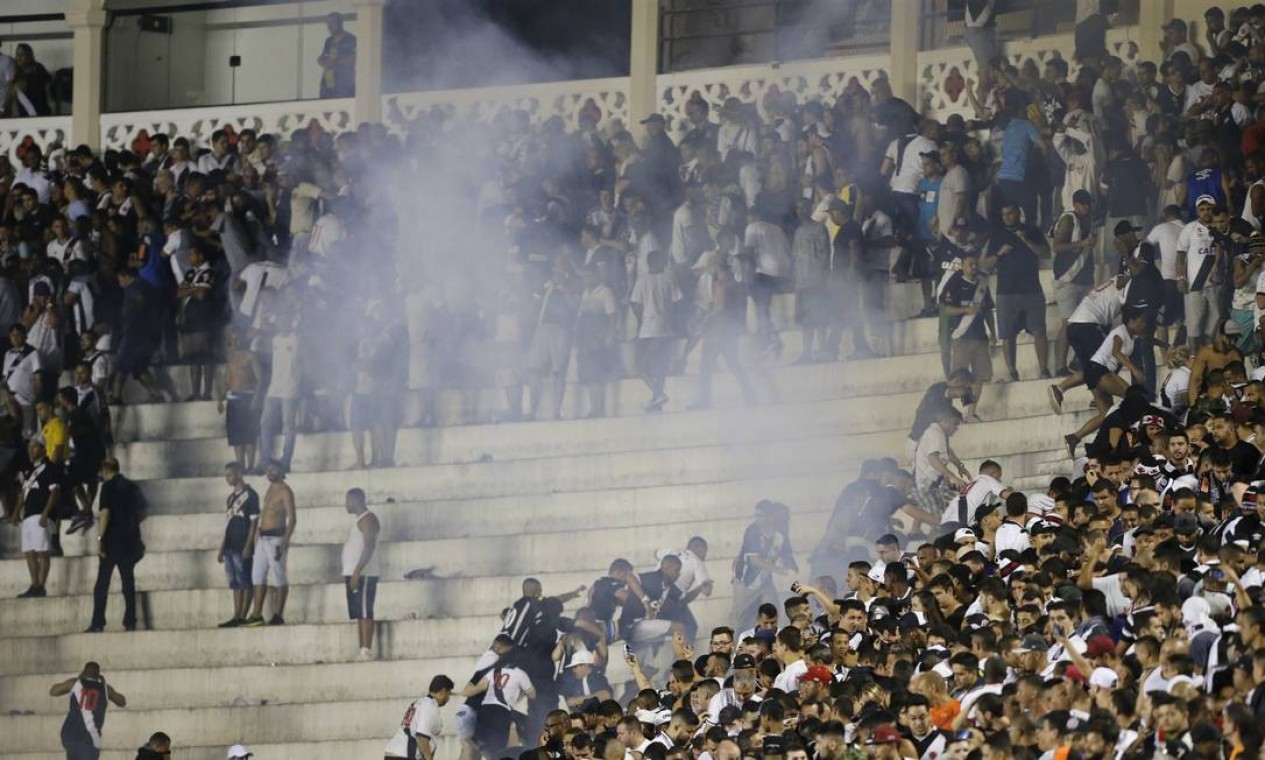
left=242, top=460, right=296, bottom=627
left=1187, top=321, right=1245, bottom=408
left=219, top=331, right=262, bottom=472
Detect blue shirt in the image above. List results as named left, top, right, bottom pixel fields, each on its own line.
left=917, top=176, right=943, bottom=241
left=998, top=119, right=1041, bottom=182
left=137, top=230, right=174, bottom=290
left=1186, top=167, right=1224, bottom=218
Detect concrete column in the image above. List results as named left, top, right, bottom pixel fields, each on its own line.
left=629, top=0, right=660, bottom=135
left=353, top=0, right=386, bottom=124
left=1139, top=0, right=1176, bottom=64
left=65, top=0, right=108, bottom=150
left=889, top=0, right=920, bottom=107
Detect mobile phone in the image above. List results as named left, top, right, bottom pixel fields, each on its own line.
left=623, top=644, right=634, bottom=661
left=1052, top=624, right=1065, bottom=637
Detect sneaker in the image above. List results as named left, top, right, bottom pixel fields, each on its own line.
left=1064, top=434, right=1079, bottom=459
left=1055, top=366, right=1073, bottom=378
left=1009, top=370, right=1020, bottom=382
left=1038, top=369, right=1052, bottom=380
left=83, top=625, right=103, bottom=633
left=915, top=306, right=939, bottom=318
left=358, top=647, right=374, bottom=660
left=16, top=587, right=36, bottom=599
left=31, top=587, right=45, bottom=597
left=218, top=618, right=242, bottom=628
left=643, top=394, right=668, bottom=412
left=267, top=614, right=285, bottom=626
left=964, top=413, right=983, bottom=423
left=1048, top=385, right=1064, bottom=415
left=240, top=616, right=265, bottom=627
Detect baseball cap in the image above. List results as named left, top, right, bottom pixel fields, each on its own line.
left=802, top=665, right=835, bottom=685
left=1013, top=634, right=1048, bottom=653
left=227, top=746, right=252, bottom=759
left=824, top=195, right=848, bottom=213
left=1113, top=220, right=1142, bottom=236
left=867, top=562, right=887, bottom=585
left=954, top=528, right=977, bottom=544
left=568, top=650, right=596, bottom=668
left=640, top=113, right=666, bottom=125
left=1087, top=667, right=1118, bottom=692
left=32, top=281, right=52, bottom=297
left=869, top=725, right=902, bottom=745
left=1065, top=665, right=1087, bottom=683
left=1224, top=319, right=1244, bottom=336
left=733, top=653, right=757, bottom=670
left=762, top=735, right=786, bottom=756
left=1085, top=635, right=1116, bottom=658
left=1140, top=414, right=1165, bottom=427
left=1196, top=193, right=1217, bottom=207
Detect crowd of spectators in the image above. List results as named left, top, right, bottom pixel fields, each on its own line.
left=14, top=1, right=1265, bottom=758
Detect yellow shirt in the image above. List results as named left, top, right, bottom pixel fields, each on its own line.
left=42, top=417, right=68, bottom=464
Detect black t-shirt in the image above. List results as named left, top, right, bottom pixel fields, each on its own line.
left=21, top=460, right=60, bottom=519
left=224, top=485, right=260, bottom=552
left=588, top=576, right=625, bottom=623
left=67, top=407, right=104, bottom=465
left=939, top=272, right=991, bottom=341
left=1223, top=440, right=1262, bottom=478
left=619, top=570, right=683, bottom=638
left=909, top=382, right=960, bottom=440
left=1104, top=154, right=1153, bottom=217
left=988, top=225, right=1042, bottom=295
left=96, top=475, right=144, bottom=554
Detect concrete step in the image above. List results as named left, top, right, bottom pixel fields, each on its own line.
left=108, top=374, right=1096, bottom=479
left=0, top=506, right=833, bottom=600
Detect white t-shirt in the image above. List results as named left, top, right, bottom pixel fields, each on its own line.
left=1091, top=324, right=1134, bottom=371
left=773, top=658, right=808, bottom=693
left=384, top=695, right=443, bottom=759
left=1069, top=280, right=1123, bottom=326
left=656, top=548, right=711, bottom=595
left=3, top=346, right=41, bottom=406
left=480, top=667, right=533, bottom=712
left=266, top=332, right=301, bottom=399
left=744, top=220, right=792, bottom=278
left=942, top=474, right=1007, bottom=526
left=1091, top=574, right=1131, bottom=618
left=630, top=273, right=682, bottom=339
left=938, top=165, right=970, bottom=235
left=1145, top=220, right=1184, bottom=281
left=1177, top=220, right=1217, bottom=288
left=885, top=135, right=937, bottom=195
left=994, top=521, right=1030, bottom=558
left=914, top=423, right=950, bottom=489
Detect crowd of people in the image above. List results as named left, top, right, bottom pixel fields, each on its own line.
left=16, top=0, right=1265, bottom=757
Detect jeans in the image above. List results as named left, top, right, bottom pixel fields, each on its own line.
left=259, top=396, right=298, bottom=470
left=91, top=552, right=137, bottom=630
left=64, top=742, right=100, bottom=760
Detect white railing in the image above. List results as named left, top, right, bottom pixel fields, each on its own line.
left=0, top=115, right=71, bottom=163
left=0, top=25, right=1150, bottom=160
left=658, top=53, right=890, bottom=138
left=98, top=99, right=355, bottom=152
left=917, top=26, right=1143, bottom=120
left=384, top=77, right=631, bottom=134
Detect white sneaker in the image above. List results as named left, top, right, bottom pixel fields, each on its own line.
left=358, top=647, right=373, bottom=660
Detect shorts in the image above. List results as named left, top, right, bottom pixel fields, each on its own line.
left=347, top=394, right=372, bottom=430
left=1067, top=322, right=1108, bottom=368
left=995, top=291, right=1047, bottom=340
left=1161, top=280, right=1185, bottom=326
left=1185, top=288, right=1222, bottom=339
left=796, top=284, right=833, bottom=328
left=252, top=535, right=288, bottom=587
left=950, top=337, right=993, bottom=382
left=1053, top=280, right=1091, bottom=321
left=527, top=323, right=572, bottom=375
left=179, top=330, right=211, bottom=362
left=65, top=457, right=102, bottom=489
left=224, top=548, right=251, bottom=590
left=20, top=514, right=49, bottom=553
left=1231, top=307, right=1259, bottom=354
left=628, top=618, right=674, bottom=643
left=345, top=575, right=379, bottom=619
left=1084, top=360, right=1112, bottom=391
left=226, top=393, right=259, bottom=447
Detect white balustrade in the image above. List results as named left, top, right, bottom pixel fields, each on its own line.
left=0, top=116, right=71, bottom=163
left=383, top=78, right=631, bottom=134
left=658, top=54, right=890, bottom=138
left=918, top=25, right=1143, bottom=122
left=98, top=99, right=355, bottom=152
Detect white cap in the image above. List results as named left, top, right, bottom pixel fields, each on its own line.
left=1195, top=194, right=1217, bottom=207
left=867, top=561, right=887, bottom=585
left=227, top=746, right=252, bottom=759
left=954, top=528, right=976, bottom=543
left=1089, top=667, right=1118, bottom=690
left=568, top=650, right=596, bottom=668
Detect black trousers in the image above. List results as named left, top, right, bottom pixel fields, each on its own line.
left=90, top=552, right=137, bottom=629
